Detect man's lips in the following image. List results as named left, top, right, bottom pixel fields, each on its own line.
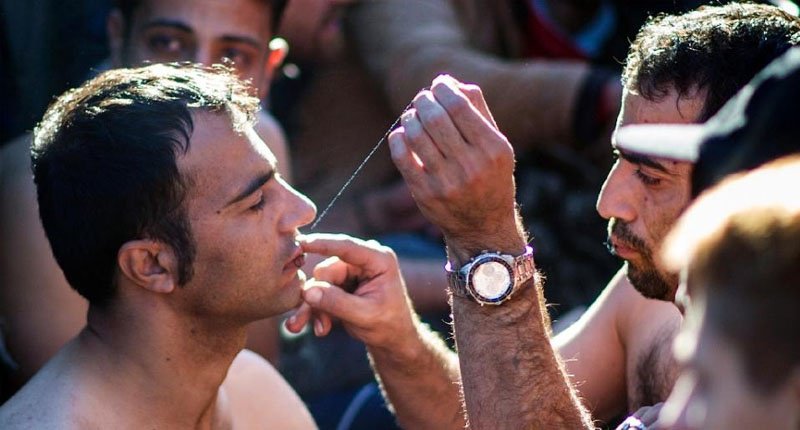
left=285, top=248, right=306, bottom=270
left=610, top=237, right=638, bottom=259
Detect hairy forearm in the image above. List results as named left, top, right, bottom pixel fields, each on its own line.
left=452, top=279, right=594, bottom=429
left=368, top=318, right=466, bottom=429
left=445, top=218, right=593, bottom=429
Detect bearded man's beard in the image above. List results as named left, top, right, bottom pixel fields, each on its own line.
left=606, top=219, right=676, bottom=301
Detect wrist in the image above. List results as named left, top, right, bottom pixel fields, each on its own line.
left=451, top=274, right=545, bottom=323
left=444, top=218, right=528, bottom=266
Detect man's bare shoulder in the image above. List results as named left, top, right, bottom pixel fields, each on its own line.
left=223, top=349, right=317, bottom=429
left=0, top=346, right=92, bottom=430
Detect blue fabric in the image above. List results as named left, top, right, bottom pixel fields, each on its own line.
left=305, top=382, right=401, bottom=430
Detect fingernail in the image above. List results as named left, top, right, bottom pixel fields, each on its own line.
left=305, top=287, right=322, bottom=305
left=388, top=134, right=407, bottom=157
left=433, top=74, right=452, bottom=85
left=401, top=109, right=414, bottom=124
left=314, top=319, right=323, bottom=336
left=288, top=315, right=296, bottom=325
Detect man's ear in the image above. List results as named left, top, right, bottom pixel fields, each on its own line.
left=107, top=9, right=127, bottom=68
left=258, top=37, right=289, bottom=100
left=117, top=240, right=177, bottom=295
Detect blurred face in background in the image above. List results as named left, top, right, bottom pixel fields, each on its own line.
left=658, top=293, right=800, bottom=430
left=108, top=0, right=280, bottom=100
left=277, top=0, right=357, bottom=63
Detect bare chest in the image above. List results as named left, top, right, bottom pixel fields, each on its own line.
left=625, top=322, right=680, bottom=412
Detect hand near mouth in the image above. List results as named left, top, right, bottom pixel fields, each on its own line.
left=283, top=233, right=421, bottom=358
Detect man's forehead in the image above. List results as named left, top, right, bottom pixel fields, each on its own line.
left=179, top=112, right=275, bottom=203
left=619, top=89, right=705, bottom=128
left=133, top=0, right=273, bottom=37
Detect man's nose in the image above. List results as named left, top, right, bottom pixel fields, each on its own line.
left=282, top=183, right=317, bottom=232
left=194, top=46, right=215, bottom=67
left=596, top=162, right=637, bottom=222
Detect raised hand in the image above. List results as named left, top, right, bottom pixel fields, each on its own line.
left=388, top=75, right=525, bottom=263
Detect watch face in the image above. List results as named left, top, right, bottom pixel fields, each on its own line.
left=469, top=258, right=513, bottom=302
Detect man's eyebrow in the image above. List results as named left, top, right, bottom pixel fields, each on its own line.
left=142, top=19, right=193, bottom=34
left=616, top=149, right=670, bottom=174
left=225, top=171, right=274, bottom=207
left=220, top=35, right=262, bottom=49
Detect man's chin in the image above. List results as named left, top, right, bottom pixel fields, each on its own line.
left=625, top=262, right=676, bottom=302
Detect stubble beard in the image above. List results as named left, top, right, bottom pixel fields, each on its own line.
left=607, top=219, right=676, bottom=301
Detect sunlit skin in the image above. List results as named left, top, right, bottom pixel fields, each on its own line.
left=659, top=292, right=800, bottom=429
left=0, top=108, right=318, bottom=429
left=596, top=89, right=700, bottom=301
left=177, top=111, right=316, bottom=323
left=109, top=0, right=279, bottom=100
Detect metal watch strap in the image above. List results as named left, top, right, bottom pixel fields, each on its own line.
left=513, top=246, right=536, bottom=290
left=446, top=260, right=470, bottom=298
left=446, top=246, right=535, bottom=302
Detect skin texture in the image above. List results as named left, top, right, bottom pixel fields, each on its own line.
left=0, top=112, right=317, bottom=429
left=597, top=89, right=698, bottom=303
left=175, top=112, right=314, bottom=321
left=660, top=294, right=800, bottom=429
left=0, top=0, right=290, bottom=390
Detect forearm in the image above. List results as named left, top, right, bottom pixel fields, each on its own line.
left=368, top=318, right=466, bottom=430
left=348, top=0, right=590, bottom=148
left=386, top=73, right=593, bottom=428
left=452, top=279, right=594, bottom=429
left=446, top=221, right=593, bottom=429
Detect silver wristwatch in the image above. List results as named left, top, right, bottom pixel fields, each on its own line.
left=445, top=246, right=535, bottom=305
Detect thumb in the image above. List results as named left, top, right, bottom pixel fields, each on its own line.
left=303, top=283, right=369, bottom=326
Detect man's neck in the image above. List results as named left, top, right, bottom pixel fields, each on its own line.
left=77, top=300, right=248, bottom=429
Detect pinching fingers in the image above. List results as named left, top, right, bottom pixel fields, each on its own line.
left=285, top=301, right=313, bottom=333
left=431, top=75, right=510, bottom=154
left=303, top=280, right=370, bottom=328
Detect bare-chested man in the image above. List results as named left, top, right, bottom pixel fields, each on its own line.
left=0, top=0, right=290, bottom=390
left=286, top=3, right=800, bottom=427
left=609, top=47, right=800, bottom=428
left=0, top=63, right=317, bottom=428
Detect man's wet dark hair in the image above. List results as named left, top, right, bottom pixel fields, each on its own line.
left=114, top=0, right=287, bottom=35
left=623, top=2, right=800, bottom=121
left=32, top=63, right=260, bottom=306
